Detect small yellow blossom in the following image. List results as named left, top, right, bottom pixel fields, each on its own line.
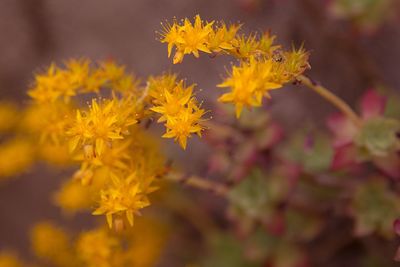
left=28, top=63, right=77, bottom=103
left=0, top=139, right=34, bottom=178
left=76, top=228, right=119, bottom=267
left=123, top=217, right=169, bottom=267
left=232, top=32, right=280, bottom=59
left=149, top=75, right=206, bottom=149
left=163, top=104, right=205, bottom=149
left=207, top=23, right=241, bottom=53
left=161, top=15, right=214, bottom=63
left=97, top=60, right=126, bottom=82
left=150, top=85, right=194, bottom=122
left=0, top=251, right=24, bottom=267
left=64, top=58, right=90, bottom=85
left=30, top=222, right=74, bottom=267
left=218, top=57, right=282, bottom=117
left=93, top=172, right=157, bottom=228
left=53, top=179, right=93, bottom=214
left=0, top=102, right=20, bottom=133
left=22, top=102, right=73, bottom=145
left=67, top=98, right=137, bottom=156
left=147, top=73, right=179, bottom=103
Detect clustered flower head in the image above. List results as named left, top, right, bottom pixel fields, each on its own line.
left=20, top=59, right=205, bottom=229
left=160, top=14, right=310, bottom=117
left=148, top=74, right=206, bottom=149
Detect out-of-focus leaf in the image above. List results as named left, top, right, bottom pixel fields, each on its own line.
left=285, top=208, right=322, bottom=241
left=246, top=228, right=308, bottom=267
left=329, top=0, right=394, bottom=31
left=351, top=178, right=400, bottom=238
left=384, top=94, right=400, bottom=119
left=228, top=168, right=292, bottom=223
left=246, top=228, right=278, bottom=261
left=355, top=117, right=400, bottom=157
left=280, top=131, right=333, bottom=174
left=202, top=233, right=257, bottom=267
left=273, top=242, right=308, bottom=267
left=228, top=169, right=273, bottom=220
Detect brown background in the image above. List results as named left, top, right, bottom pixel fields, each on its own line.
left=0, top=0, right=399, bottom=260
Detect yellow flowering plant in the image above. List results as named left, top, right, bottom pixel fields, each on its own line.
left=1, top=13, right=400, bottom=267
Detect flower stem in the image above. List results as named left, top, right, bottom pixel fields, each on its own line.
left=297, top=74, right=362, bottom=127
left=166, top=172, right=229, bottom=197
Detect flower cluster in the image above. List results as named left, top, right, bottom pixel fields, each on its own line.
left=160, top=15, right=281, bottom=63
left=22, top=59, right=204, bottom=228
left=28, top=59, right=139, bottom=103
left=26, top=219, right=169, bottom=267
left=148, top=74, right=205, bottom=149
left=160, top=15, right=310, bottom=117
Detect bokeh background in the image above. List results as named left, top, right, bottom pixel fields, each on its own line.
left=0, top=0, right=399, bottom=264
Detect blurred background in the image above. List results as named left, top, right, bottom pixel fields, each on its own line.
left=0, top=0, right=399, bottom=264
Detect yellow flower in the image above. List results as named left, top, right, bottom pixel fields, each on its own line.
left=0, top=139, right=34, bottom=178
left=30, top=222, right=74, bottom=267
left=207, top=23, right=241, bottom=53
left=53, top=178, right=93, bottom=214
left=0, top=251, right=24, bottom=267
left=162, top=104, right=205, bottom=149
left=64, top=58, right=90, bottom=85
left=232, top=32, right=280, bottom=59
left=147, top=73, right=179, bottom=103
left=150, top=85, right=194, bottom=122
left=0, top=102, right=20, bottom=133
left=160, top=20, right=184, bottom=58
left=97, top=60, right=126, bottom=81
left=22, top=102, right=73, bottom=145
left=123, top=217, right=169, bottom=267
left=28, top=63, right=78, bottom=103
left=218, top=57, right=282, bottom=117
left=160, top=15, right=214, bottom=64
left=271, top=46, right=310, bottom=84
left=67, top=98, right=137, bottom=156
left=148, top=75, right=206, bottom=149
left=93, top=172, right=157, bottom=228
left=76, top=228, right=119, bottom=267
left=39, top=143, right=72, bottom=166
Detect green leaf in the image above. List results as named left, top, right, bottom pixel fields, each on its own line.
left=355, top=117, right=400, bottom=157
left=228, top=169, right=273, bottom=220
left=351, top=178, right=400, bottom=238
left=279, top=131, right=333, bottom=174
left=285, top=208, right=322, bottom=241
left=202, top=234, right=257, bottom=267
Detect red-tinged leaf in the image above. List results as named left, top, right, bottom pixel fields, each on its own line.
left=394, top=246, right=400, bottom=262
left=373, top=152, right=400, bottom=179
left=393, top=218, right=400, bottom=236
left=256, top=123, right=284, bottom=150
left=265, top=212, right=286, bottom=236
left=326, top=113, right=358, bottom=147
left=360, top=89, right=387, bottom=120
left=331, top=144, right=357, bottom=170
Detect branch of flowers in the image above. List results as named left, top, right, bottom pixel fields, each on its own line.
left=297, top=74, right=363, bottom=127
left=166, top=172, right=229, bottom=197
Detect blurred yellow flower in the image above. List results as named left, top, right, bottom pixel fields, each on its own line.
left=0, top=139, right=34, bottom=178
left=76, top=228, right=119, bottom=267
left=0, top=251, right=23, bottom=267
